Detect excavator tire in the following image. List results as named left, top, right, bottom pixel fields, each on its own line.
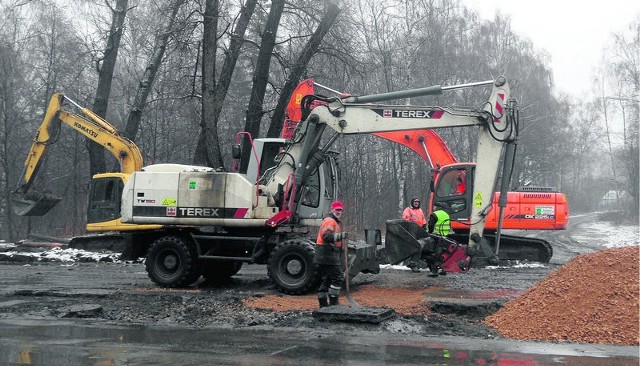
left=267, top=238, right=320, bottom=295
left=145, top=235, right=201, bottom=288
left=201, top=261, right=243, bottom=283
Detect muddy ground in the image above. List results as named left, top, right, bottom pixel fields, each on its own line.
left=0, top=213, right=632, bottom=341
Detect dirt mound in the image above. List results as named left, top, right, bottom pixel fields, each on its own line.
left=244, top=286, right=429, bottom=316
left=484, top=246, right=639, bottom=345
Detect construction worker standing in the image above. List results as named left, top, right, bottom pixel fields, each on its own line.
left=426, top=207, right=451, bottom=277
left=428, top=208, right=451, bottom=236
left=314, top=201, right=347, bottom=307
left=401, top=197, right=428, bottom=273
left=402, top=197, right=427, bottom=229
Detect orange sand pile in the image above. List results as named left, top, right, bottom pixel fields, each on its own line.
left=484, top=246, right=639, bottom=345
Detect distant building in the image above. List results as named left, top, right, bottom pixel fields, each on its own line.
left=600, top=190, right=630, bottom=210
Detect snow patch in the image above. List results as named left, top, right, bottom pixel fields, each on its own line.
left=573, top=221, right=639, bottom=248
left=1, top=247, right=121, bottom=263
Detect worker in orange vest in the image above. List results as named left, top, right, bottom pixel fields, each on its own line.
left=403, top=197, right=427, bottom=229
left=314, top=201, right=348, bottom=307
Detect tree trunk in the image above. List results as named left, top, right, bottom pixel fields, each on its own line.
left=266, top=2, right=341, bottom=138
left=193, top=0, right=258, bottom=166
left=89, top=0, right=128, bottom=177
left=194, top=0, right=220, bottom=167
left=123, top=0, right=186, bottom=142
left=239, top=0, right=286, bottom=173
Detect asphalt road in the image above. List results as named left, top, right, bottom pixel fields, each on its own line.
left=0, top=212, right=638, bottom=365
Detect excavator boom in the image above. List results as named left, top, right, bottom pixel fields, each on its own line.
left=12, top=93, right=143, bottom=216
left=266, top=76, right=518, bottom=268
left=279, top=78, right=567, bottom=263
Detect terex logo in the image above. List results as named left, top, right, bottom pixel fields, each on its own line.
left=178, top=207, right=220, bottom=217
left=375, top=109, right=444, bottom=119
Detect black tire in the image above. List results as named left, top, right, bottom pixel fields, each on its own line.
left=267, top=238, right=320, bottom=295
left=201, top=261, right=243, bottom=283
left=145, top=235, right=200, bottom=287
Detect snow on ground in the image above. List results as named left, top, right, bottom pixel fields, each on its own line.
left=0, top=246, right=122, bottom=263
left=573, top=221, right=639, bottom=248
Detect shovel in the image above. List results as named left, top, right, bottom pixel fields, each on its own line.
left=343, top=238, right=359, bottom=307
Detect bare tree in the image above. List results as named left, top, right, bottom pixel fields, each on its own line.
left=266, top=2, right=341, bottom=138
left=88, top=0, right=129, bottom=176
left=0, top=42, right=20, bottom=242
left=193, top=0, right=259, bottom=166
left=238, top=0, right=286, bottom=172
left=123, top=0, right=186, bottom=141
left=608, top=18, right=639, bottom=219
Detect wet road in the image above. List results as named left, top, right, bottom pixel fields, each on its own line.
left=1, top=212, right=638, bottom=365
left=0, top=318, right=638, bottom=365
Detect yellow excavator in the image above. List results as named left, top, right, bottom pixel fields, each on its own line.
left=12, top=93, right=158, bottom=232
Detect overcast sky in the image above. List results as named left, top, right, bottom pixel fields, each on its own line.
left=462, top=0, right=640, bottom=99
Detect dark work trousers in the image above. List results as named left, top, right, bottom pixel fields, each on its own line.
left=317, top=263, right=344, bottom=295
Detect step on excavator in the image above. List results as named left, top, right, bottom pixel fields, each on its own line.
left=13, top=76, right=528, bottom=298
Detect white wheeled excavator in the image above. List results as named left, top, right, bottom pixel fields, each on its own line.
left=118, top=76, right=518, bottom=293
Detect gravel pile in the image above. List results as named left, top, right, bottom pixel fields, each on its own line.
left=484, top=246, right=639, bottom=345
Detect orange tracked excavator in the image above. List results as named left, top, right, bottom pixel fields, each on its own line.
left=281, top=79, right=568, bottom=263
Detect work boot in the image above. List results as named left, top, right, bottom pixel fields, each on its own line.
left=427, top=266, right=439, bottom=277
left=318, top=293, right=329, bottom=308
left=406, top=261, right=421, bottom=273
left=438, top=267, right=447, bottom=276
left=329, top=296, right=340, bottom=306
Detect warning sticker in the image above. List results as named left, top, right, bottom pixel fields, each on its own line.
left=162, top=198, right=177, bottom=206
left=474, top=193, right=483, bottom=208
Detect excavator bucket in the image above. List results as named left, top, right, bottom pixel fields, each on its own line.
left=11, top=191, right=62, bottom=216
left=383, top=219, right=428, bottom=265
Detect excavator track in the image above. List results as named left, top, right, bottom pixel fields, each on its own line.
left=450, top=233, right=553, bottom=264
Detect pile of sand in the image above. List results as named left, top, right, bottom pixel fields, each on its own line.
left=484, top=246, right=639, bottom=345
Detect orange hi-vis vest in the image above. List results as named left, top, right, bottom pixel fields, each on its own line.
left=402, top=207, right=426, bottom=227
left=316, top=217, right=342, bottom=248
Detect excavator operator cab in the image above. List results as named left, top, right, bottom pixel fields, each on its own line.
left=431, top=165, right=474, bottom=220
left=87, top=174, right=124, bottom=224
left=238, top=137, right=340, bottom=221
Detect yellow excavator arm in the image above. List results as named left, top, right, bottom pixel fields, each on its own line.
left=13, top=93, right=143, bottom=216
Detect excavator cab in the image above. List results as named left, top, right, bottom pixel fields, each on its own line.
left=87, top=175, right=124, bottom=224
left=431, top=165, right=473, bottom=219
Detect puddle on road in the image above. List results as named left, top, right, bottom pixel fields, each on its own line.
left=1, top=321, right=637, bottom=366
left=422, top=287, right=520, bottom=301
